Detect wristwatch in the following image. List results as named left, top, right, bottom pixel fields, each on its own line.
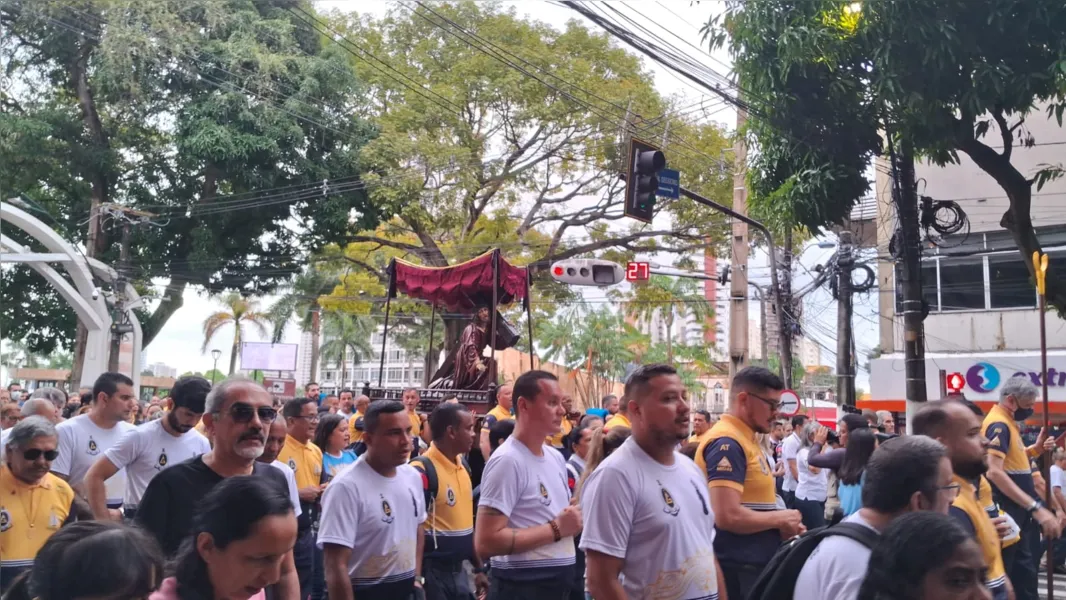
left=1027, top=500, right=1045, bottom=514
left=472, top=565, right=489, bottom=575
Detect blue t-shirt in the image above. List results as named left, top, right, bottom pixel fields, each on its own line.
left=838, top=472, right=865, bottom=517
left=321, top=450, right=358, bottom=482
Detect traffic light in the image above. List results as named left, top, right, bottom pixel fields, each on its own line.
left=550, top=259, right=625, bottom=287
left=946, top=372, right=965, bottom=394
left=624, top=138, right=666, bottom=223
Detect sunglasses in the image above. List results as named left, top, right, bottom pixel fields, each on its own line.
left=748, top=392, right=782, bottom=412
left=23, top=448, right=59, bottom=461
left=223, top=403, right=278, bottom=424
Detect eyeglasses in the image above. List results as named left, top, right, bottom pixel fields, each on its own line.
left=938, top=483, right=962, bottom=500
left=748, top=392, right=781, bottom=412
left=293, top=414, right=320, bottom=424
left=23, top=448, right=59, bottom=461
left=222, top=403, right=278, bottom=424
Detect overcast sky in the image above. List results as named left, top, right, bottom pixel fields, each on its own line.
left=8, top=0, right=877, bottom=389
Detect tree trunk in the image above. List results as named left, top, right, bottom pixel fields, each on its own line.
left=229, top=325, right=240, bottom=375
left=958, top=138, right=1066, bottom=313
left=666, top=312, right=675, bottom=364
left=142, top=280, right=187, bottom=348
left=340, top=344, right=347, bottom=390
left=70, top=323, right=88, bottom=384
left=310, top=308, right=321, bottom=384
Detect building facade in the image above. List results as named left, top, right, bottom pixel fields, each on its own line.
left=867, top=108, right=1066, bottom=414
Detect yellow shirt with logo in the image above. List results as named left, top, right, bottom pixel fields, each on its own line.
left=547, top=417, right=573, bottom=449
left=0, top=466, right=75, bottom=578
left=983, top=404, right=1037, bottom=502
left=277, top=434, right=324, bottom=490
left=976, top=474, right=1019, bottom=549
left=605, top=413, right=631, bottom=431
left=411, top=445, right=474, bottom=561
left=697, top=414, right=779, bottom=566
left=484, top=405, right=512, bottom=429
left=951, top=475, right=1008, bottom=593
left=408, top=410, right=423, bottom=438
left=348, top=410, right=366, bottom=444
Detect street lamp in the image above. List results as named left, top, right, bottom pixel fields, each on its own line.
left=210, top=349, right=222, bottom=384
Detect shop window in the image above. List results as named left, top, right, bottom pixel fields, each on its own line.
left=938, top=259, right=985, bottom=311
left=989, top=256, right=1036, bottom=309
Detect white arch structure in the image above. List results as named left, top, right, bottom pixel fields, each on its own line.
left=1, top=201, right=142, bottom=392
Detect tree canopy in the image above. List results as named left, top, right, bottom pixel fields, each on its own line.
left=1, top=0, right=379, bottom=354
left=705, top=0, right=1066, bottom=308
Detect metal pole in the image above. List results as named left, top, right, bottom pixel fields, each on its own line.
left=212, top=357, right=219, bottom=384
left=378, top=266, right=395, bottom=389
left=1039, top=285, right=1053, bottom=600
left=489, top=251, right=499, bottom=384
left=938, top=369, right=947, bottom=398
left=425, top=304, right=437, bottom=388
left=525, top=271, right=535, bottom=371
left=679, top=186, right=788, bottom=387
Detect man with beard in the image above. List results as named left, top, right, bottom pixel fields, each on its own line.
left=698, top=366, right=804, bottom=600
left=135, top=377, right=295, bottom=600
left=581, top=364, right=726, bottom=600
left=912, top=400, right=1013, bottom=600
left=84, top=376, right=212, bottom=521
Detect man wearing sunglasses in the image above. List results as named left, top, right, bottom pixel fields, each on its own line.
left=0, top=416, right=77, bottom=591
left=136, top=377, right=301, bottom=599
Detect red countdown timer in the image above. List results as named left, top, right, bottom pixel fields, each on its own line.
left=626, top=261, right=650, bottom=282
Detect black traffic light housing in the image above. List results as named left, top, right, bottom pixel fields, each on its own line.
left=624, top=138, right=666, bottom=223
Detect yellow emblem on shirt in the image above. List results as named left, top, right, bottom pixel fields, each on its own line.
left=716, top=457, right=733, bottom=472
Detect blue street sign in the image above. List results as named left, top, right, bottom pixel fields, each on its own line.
left=657, top=168, right=680, bottom=199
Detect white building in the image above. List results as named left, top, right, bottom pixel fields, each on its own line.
left=797, top=337, right=822, bottom=368
left=146, top=362, right=177, bottom=378
left=315, top=327, right=424, bottom=394
left=868, top=108, right=1066, bottom=413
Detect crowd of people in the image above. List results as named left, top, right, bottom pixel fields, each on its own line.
left=0, top=365, right=1061, bottom=600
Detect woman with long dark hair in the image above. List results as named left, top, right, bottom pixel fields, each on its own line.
left=313, top=414, right=357, bottom=482
left=858, top=511, right=991, bottom=600
left=152, top=475, right=297, bottom=600
left=2, top=521, right=163, bottom=600
left=837, top=428, right=878, bottom=518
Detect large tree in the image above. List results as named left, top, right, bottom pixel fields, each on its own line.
left=0, top=0, right=379, bottom=379
left=317, top=1, right=734, bottom=362
left=705, top=0, right=1066, bottom=308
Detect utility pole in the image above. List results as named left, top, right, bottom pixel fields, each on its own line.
left=105, top=205, right=152, bottom=374
left=729, top=106, right=750, bottom=379
left=888, top=137, right=928, bottom=413
left=779, top=230, right=794, bottom=389
left=836, top=230, right=855, bottom=405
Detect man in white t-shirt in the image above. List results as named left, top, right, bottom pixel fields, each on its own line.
left=319, top=400, right=426, bottom=600
left=259, top=418, right=304, bottom=521
left=475, top=370, right=582, bottom=600
left=51, top=372, right=137, bottom=514
left=581, top=364, right=725, bottom=600
left=781, top=414, right=807, bottom=508
left=84, top=375, right=212, bottom=520
left=793, top=436, right=955, bottom=600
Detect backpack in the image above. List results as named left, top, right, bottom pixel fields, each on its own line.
left=747, top=522, right=879, bottom=600
left=412, top=455, right=473, bottom=508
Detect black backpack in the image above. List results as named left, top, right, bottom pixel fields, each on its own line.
left=411, top=455, right=473, bottom=508
left=747, top=522, right=879, bottom=600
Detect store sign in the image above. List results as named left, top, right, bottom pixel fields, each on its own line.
left=964, top=362, right=1066, bottom=393
left=870, top=354, right=1066, bottom=403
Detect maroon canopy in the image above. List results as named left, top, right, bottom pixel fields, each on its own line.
left=388, top=250, right=528, bottom=311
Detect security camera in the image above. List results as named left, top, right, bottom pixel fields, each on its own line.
left=91, top=287, right=100, bottom=300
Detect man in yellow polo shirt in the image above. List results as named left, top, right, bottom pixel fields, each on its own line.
left=413, top=402, right=489, bottom=599
left=479, top=384, right=513, bottom=460
left=1, top=417, right=76, bottom=590
left=546, top=393, right=575, bottom=455
left=688, top=409, right=713, bottom=445
left=278, top=397, right=323, bottom=600
left=347, top=394, right=370, bottom=454
left=604, top=395, right=631, bottom=431
left=983, top=376, right=1061, bottom=600
left=403, top=388, right=429, bottom=456
left=913, top=400, right=1012, bottom=600
left=698, top=367, right=804, bottom=600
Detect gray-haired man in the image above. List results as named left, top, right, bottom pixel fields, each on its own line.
left=983, top=375, right=1062, bottom=600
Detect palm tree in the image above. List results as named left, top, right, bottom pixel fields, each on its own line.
left=201, top=293, right=271, bottom=375
left=612, top=275, right=712, bottom=363
left=318, top=312, right=375, bottom=389
left=267, top=266, right=337, bottom=385
left=539, top=305, right=633, bottom=406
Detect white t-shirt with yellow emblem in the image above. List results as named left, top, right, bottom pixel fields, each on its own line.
left=53, top=414, right=136, bottom=506
left=581, top=437, right=719, bottom=600
left=478, top=437, right=576, bottom=580
left=103, top=419, right=211, bottom=508
left=317, top=458, right=426, bottom=590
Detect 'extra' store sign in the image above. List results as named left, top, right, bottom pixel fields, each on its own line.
left=965, top=362, right=1066, bottom=393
